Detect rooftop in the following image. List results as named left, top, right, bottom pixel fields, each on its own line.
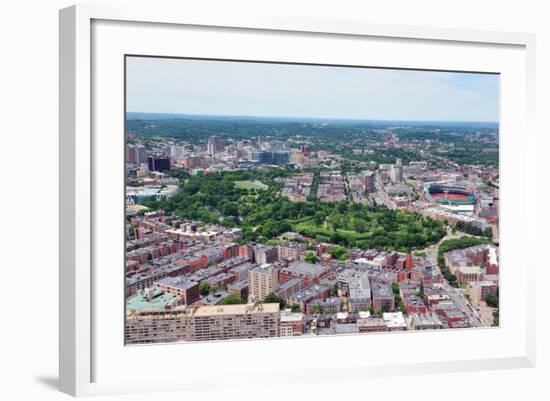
left=280, top=309, right=304, bottom=322
left=276, top=277, right=304, bottom=291
left=286, top=261, right=325, bottom=277
left=192, top=302, right=279, bottom=317
left=290, top=284, right=329, bottom=303
left=383, top=312, right=407, bottom=328
left=371, top=283, right=393, bottom=299
left=127, top=288, right=181, bottom=311
left=457, top=265, right=483, bottom=275
left=228, top=279, right=249, bottom=290
left=155, top=276, right=198, bottom=290
left=411, top=312, right=443, bottom=328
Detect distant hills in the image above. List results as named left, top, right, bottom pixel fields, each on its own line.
left=126, top=112, right=498, bottom=129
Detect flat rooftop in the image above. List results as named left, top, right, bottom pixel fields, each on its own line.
left=277, top=277, right=303, bottom=290
left=228, top=279, right=249, bottom=290
left=457, top=265, right=482, bottom=274
left=280, top=310, right=304, bottom=322
left=192, top=302, right=280, bottom=317
left=372, top=283, right=393, bottom=299
left=155, top=276, right=198, bottom=290
left=383, top=312, right=407, bottom=328
left=127, top=289, right=181, bottom=310
left=286, top=261, right=325, bottom=277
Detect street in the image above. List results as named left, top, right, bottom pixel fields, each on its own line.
left=425, top=230, right=485, bottom=328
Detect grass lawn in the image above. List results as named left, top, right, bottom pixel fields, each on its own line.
left=234, top=180, right=268, bottom=190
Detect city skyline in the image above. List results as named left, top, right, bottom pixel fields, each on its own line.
left=126, top=56, right=500, bottom=123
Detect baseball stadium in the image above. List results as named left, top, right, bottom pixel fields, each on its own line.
left=424, top=183, right=476, bottom=206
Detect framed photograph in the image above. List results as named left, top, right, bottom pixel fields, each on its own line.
left=59, top=4, right=536, bottom=397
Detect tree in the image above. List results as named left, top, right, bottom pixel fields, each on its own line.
left=264, top=293, right=286, bottom=309
left=484, top=292, right=499, bottom=308
left=304, top=251, right=318, bottom=263
left=199, top=282, right=211, bottom=296
left=313, top=304, right=324, bottom=314
left=391, top=282, right=400, bottom=295
left=331, top=284, right=339, bottom=296
left=330, top=246, right=347, bottom=260
left=313, top=212, right=325, bottom=225
left=217, top=294, right=245, bottom=305
left=353, top=218, right=368, bottom=233
left=290, top=303, right=301, bottom=312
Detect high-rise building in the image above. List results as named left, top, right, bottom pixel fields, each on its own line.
left=250, top=150, right=274, bottom=164
left=207, top=136, right=223, bottom=156
left=253, top=244, right=278, bottom=265
left=147, top=156, right=171, bottom=172
left=126, top=144, right=147, bottom=164
left=137, top=163, right=149, bottom=177
left=248, top=264, right=279, bottom=300
left=390, top=161, right=403, bottom=183
left=184, top=156, right=205, bottom=169
left=290, top=149, right=304, bottom=165
left=170, top=144, right=185, bottom=161
left=273, top=151, right=290, bottom=165
left=363, top=171, right=375, bottom=193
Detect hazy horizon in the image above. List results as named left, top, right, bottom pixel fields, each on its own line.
left=126, top=111, right=498, bottom=126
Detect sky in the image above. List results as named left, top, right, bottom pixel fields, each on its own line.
left=126, top=56, right=499, bottom=123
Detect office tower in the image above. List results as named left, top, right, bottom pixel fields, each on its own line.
left=207, top=136, right=223, bottom=156
left=147, top=156, right=171, bottom=172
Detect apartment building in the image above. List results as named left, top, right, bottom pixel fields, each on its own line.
left=248, top=264, right=279, bottom=301
left=125, top=302, right=280, bottom=344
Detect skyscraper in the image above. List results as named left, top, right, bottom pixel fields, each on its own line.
left=207, top=136, right=223, bottom=156
left=390, top=159, right=403, bottom=183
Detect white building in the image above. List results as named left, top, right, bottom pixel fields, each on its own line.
left=383, top=312, right=407, bottom=331
left=170, top=144, right=185, bottom=161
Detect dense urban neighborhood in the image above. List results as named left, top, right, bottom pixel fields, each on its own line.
left=125, top=115, right=500, bottom=344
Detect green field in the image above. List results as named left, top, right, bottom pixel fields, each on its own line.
left=234, top=180, right=268, bottom=190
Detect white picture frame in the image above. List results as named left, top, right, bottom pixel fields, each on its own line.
left=59, top=4, right=536, bottom=397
